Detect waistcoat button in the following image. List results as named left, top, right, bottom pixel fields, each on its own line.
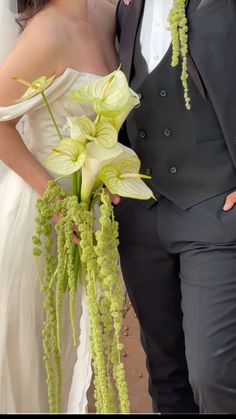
left=139, top=130, right=147, bottom=139
left=169, top=166, right=177, bottom=174
left=160, top=89, right=167, bottom=97
left=164, top=129, right=172, bottom=137
left=138, top=93, right=143, bottom=100
left=146, top=168, right=152, bottom=176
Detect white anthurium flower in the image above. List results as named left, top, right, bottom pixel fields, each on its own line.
left=80, top=141, right=124, bottom=203
left=99, top=153, right=155, bottom=200
left=69, top=69, right=132, bottom=118
left=67, top=116, right=94, bottom=142
left=44, top=138, right=86, bottom=176
left=67, top=116, right=118, bottom=149
left=100, top=89, right=140, bottom=132
left=93, top=121, right=118, bottom=148
left=13, top=75, right=56, bottom=102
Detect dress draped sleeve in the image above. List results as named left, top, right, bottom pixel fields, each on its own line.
left=0, top=68, right=79, bottom=122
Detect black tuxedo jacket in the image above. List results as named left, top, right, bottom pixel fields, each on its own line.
left=116, top=0, right=236, bottom=171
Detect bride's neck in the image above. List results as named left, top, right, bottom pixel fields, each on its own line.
left=51, top=0, right=90, bottom=21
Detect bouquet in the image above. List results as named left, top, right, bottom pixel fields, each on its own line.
left=15, top=69, right=155, bottom=413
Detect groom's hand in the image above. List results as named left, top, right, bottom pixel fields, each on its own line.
left=110, top=193, right=121, bottom=205
left=223, top=190, right=236, bottom=211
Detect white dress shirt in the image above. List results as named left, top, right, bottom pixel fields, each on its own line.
left=140, top=0, right=174, bottom=73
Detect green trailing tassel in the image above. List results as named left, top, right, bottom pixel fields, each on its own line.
left=169, top=0, right=190, bottom=110
left=33, top=183, right=130, bottom=413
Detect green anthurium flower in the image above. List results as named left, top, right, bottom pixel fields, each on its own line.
left=43, top=138, right=86, bottom=176
left=67, top=116, right=118, bottom=149
left=13, top=75, right=56, bottom=103
left=99, top=155, right=155, bottom=200
left=69, top=69, right=131, bottom=118
left=99, top=89, right=140, bottom=132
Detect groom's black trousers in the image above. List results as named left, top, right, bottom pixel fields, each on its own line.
left=114, top=189, right=236, bottom=414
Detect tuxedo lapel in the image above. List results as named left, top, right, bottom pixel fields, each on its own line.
left=119, top=0, right=144, bottom=82
left=186, top=0, right=207, bottom=99
left=187, top=0, right=201, bottom=13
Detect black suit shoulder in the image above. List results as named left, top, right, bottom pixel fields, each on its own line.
left=116, top=0, right=129, bottom=41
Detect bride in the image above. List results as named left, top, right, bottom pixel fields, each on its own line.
left=0, top=0, right=118, bottom=413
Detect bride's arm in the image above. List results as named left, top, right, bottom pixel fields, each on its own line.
left=0, top=121, right=53, bottom=195
left=0, top=16, right=62, bottom=195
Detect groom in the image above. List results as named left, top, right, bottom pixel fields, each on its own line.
left=115, top=0, right=236, bottom=414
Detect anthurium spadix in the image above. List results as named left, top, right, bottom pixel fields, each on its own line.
left=69, top=69, right=132, bottom=118
left=44, top=138, right=86, bottom=176
left=67, top=116, right=118, bottom=148
left=99, top=155, right=155, bottom=200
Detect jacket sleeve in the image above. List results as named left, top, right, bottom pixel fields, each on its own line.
left=115, top=0, right=128, bottom=43
left=188, top=0, right=236, bottom=169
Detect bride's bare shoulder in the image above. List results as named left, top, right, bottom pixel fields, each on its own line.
left=21, top=7, right=66, bottom=51
left=0, top=7, right=65, bottom=106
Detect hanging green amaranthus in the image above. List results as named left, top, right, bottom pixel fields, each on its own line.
left=168, top=0, right=190, bottom=109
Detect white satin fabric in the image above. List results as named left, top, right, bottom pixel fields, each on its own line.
left=0, top=69, right=99, bottom=413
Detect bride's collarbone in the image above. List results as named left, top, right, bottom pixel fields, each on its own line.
left=61, top=43, right=118, bottom=77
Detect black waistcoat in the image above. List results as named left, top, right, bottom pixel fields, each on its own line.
left=125, top=26, right=236, bottom=209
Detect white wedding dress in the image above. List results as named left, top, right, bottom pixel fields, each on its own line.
left=0, top=68, right=99, bottom=414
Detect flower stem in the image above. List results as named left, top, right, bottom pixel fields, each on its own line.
left=72, top=173, right=77, bottom=196
left=77, top=170, right=82, bottom=200
left=41, top=92, right=63, bottom=140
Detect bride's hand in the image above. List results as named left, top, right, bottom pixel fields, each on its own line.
left=109, top=193, right=121, bottom=206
